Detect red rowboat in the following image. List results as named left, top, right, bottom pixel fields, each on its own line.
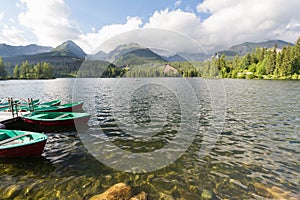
left=21, top=112, right=91, bottom=127
left=18, top=101, right=84, bottom=112
left=0, top=130, right=47, bottom=158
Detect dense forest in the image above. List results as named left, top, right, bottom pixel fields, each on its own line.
left=0, top=37, right=299, bottom=79
left=100, top=36, right=300, bottom=79
left=0, top=59, right=54, bottom=79
left=204, top=37, right=300, bottom=79
left=171, top=37, right=300, bottom=79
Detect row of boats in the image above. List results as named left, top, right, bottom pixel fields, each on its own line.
left=0, top=98, right=91, bottom=158
left=0, top=99, right=81, bottom=112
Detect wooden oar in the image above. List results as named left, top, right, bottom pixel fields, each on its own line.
left=0, top=133, right=31, bottom=145
left=53, top=113, right=70, bottom=120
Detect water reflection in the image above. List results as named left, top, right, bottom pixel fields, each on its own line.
left=0, top=78, right=299, bottom=199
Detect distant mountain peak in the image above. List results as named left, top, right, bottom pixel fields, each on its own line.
left=53, top=40, right=81, bottom=51
left=112, top=43, right=141, bottom=51
left=113, top=47, right=167, bottom=66
left=163, top=53, right=187, bottom=62
left=229, top=40, right=293, bottom=51
left=52, top=40, right=86, bottom=59
left=109, top=43, right=141, bottom=56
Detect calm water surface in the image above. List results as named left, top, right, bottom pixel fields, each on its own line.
left=0, top=78, right=299, bottom=199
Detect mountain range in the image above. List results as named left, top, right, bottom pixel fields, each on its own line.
left=0, top=44, right=52, bottom=58
left=0, top=39, right=294, bottom=72
left=88, top=43, right=166, bottom=64
left=216, top=40, right=293, bottom=57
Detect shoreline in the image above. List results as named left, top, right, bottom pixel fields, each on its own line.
left=0, top=76, right=299, bottom=81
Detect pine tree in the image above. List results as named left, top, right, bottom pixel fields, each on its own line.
left=240, top=53, right=251, bottom=69
left=294, top=37, right=300, bottom=56
left=13, top=64, right=19, bottom=79
left=291, top=37, right=300, bottom=74
left=219, top=54, right=229, bottom=78
left=42, top=62, right=53, bottom=78
left=34, top=62, right=43, bottom=78
left=19, top=60, right=30, bottom=79
left=280, top=47, right=292, bottom=77
left=232, top=55, right=240, bottom=69
left=274, top=52, right=282, bottom=77
left=0, top=57, right=7, bottom=80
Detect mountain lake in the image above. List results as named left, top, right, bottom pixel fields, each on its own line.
left=0, top=78, right=299, bottom=199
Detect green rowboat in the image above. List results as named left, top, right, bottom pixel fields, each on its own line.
left=19, top=101, right=84, bottom=112
left=0, top=130, right=47, bottom=157
left=21, top=111, right=91, bottom=126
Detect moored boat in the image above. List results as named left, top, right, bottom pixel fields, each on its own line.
left=0, top=130, right=47, bottom=158
left=21, top=111, right=91, bottom=126
left=0, top=99, right=20, bottom=109
left=20, top=101, right=84, bottom=112
left=18, top=99, right=41, bottom=106
left=39, top=99, right=61, bottom=107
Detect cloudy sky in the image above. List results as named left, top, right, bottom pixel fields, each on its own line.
left=0, top=0, right=299, bottom=54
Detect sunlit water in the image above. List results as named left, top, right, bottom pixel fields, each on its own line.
left=0, top=78, right=299, bottom=199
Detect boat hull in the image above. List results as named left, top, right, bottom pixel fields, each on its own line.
left=22, top=115, right=90, bottom=126
left=0, top=140, right=47, bottom=158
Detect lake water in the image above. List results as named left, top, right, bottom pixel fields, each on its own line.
left=0, top=78, right=299, bottom=199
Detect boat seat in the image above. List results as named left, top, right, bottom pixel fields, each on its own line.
left=0, top=133, right=31, bottom=145
left=54, top=113, right=70, bottom=119
left=3, top=140, right=23, bottom=145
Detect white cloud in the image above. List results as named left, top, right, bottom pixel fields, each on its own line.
left=82, top=0, right=300, bottom=56
left=0, top=10, right=29, bottom=45
left=197, top=0, right=300, bottom=51
left=18, top=0, right=81, bottom=46
left=0, top=25, right=28, bottom=45
left=143, top=9, right=205, bottom=53
left=76, top=8, right=207, bottom=57
left=144, top=9, right=203, bottom=41
left=84, top=9, right=206, bottom=55
left=77, top=16, right=142, bottom=53
left=1, top=0, right=298, bottom=56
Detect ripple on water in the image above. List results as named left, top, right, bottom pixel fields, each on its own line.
left=0, top=78, right=299, bottom=199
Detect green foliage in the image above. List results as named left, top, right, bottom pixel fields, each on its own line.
left=76, top=60, right=121, bottom=78
left=13, top=64, right=19, bottom=78
left=170, top=62, right=199, bottom=77
left=246, top=73, right=254, bottom=79
left=124, top=65, right=164, bottom=78
left=200, top=36, right=300, bottom=79
left=13, top=61, right=54, bottom=79
left=256, top=58, right=266, bottom=76
left=0, top=57, right=7, bottom=80
left=1, top=37, right=300, bottom=80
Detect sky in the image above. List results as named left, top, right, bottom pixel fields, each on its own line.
left=0, top=0, right=299, bottom=54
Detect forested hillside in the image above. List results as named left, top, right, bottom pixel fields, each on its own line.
left=169, top=37, right=300, bottom=79
left=0, top=58, right=53, bottom=79
left=200, top=37, right=300, bottom=79
left=0, top=37, right=299, bottom=79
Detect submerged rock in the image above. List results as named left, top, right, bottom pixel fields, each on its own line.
left=159, top=192, right=174, bottom=200
left=89, top=183, right=147, bottom=200
left=130, top=191, right=147, bottom=200
left=201, top=189, right=212, bottom=199
left=2, top=184, right=19, bottom=199
left=253, top=182, right=298, bottom=200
